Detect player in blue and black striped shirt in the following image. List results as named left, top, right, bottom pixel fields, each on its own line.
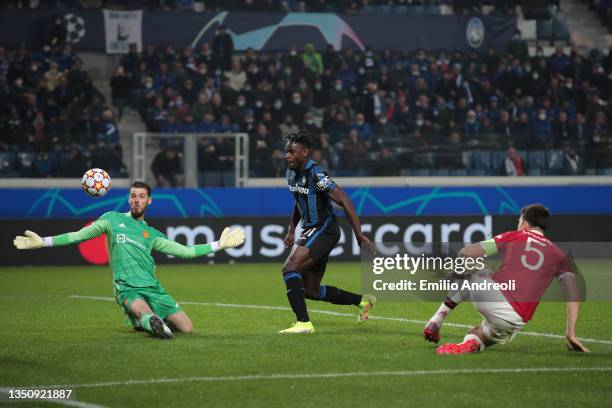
left=280, top=131, right=377, bottom=334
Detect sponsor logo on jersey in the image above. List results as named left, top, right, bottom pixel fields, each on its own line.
left=143, top=231, right=150, bottom=239
left=118, top=223, right=126, bottom=228
left=116, top=233, right=147, bottom=250
left=289, top=185, right=309, bottom=195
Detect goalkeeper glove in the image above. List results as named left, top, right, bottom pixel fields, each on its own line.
left=218, top=227, right=246, bottom=249
left=14, top=230, right=45, bottom=250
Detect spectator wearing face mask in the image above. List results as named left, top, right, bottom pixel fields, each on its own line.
left=302, top=43, right=323, bottom=77
left=286, top=91, right=306, bottom=125
left=351, top=112, right=372, bottom=146
left=532, top=108, right=553, bottom=148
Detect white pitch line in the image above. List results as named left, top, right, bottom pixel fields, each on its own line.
left=0, top=388, right=108, bottom=408
left=15, top=367, right=612, bottom=391
left=67, top=295, right=612, bottom=345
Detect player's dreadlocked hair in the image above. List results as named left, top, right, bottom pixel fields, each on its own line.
left=284, top=130, right=315, bottom=148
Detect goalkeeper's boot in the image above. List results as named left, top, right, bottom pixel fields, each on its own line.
left=436, top=339, right=481, bottom=355
left=149, top=314, right=174, bottom=339
left=424, top=321, right=441, bottom=343
left=357, top=294, right=377, bottom=323
left=279, top=321, right=315, bottom=334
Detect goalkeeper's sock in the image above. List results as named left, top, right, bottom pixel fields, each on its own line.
left=430, top=298, right=457, bottom=326
left=318, top=285, right=362, bottom=306
left=139, top=313, right=154, bottom=333
left=283, top=272, right=310, bottom=322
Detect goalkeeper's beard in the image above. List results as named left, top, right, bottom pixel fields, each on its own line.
left=130, top=204, right=147, bottom=219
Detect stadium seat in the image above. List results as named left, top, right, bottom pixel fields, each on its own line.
left=377, top=5, right=392, bottom=15
left=467, top=169, right=488, bottom=176
left=0, top=152, right=17, bottom=177
left=527, top=168, right=543, bottom=176
left=472, top=150, right=492, bottom=171
left=411, top=169, right=431, bottom=177
left=546, top=150, right=564, bottom=175
left=431, top=169, right=449, bottom=177
left=449, top=169, right=468, bottom=176
left=392, top=5, right=408, bottom=15
left=406, top=5, right=424, bottom=15
left=528, top=150, right=546, bottom=171
left=596, top=168, right=612, bottom=175
left=461, top=150, right=473, bottom=169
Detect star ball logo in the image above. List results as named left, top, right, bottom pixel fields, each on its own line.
left=64, top=13, right=87, bottom=44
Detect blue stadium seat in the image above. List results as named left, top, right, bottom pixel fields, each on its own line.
left=472, top=150, right=492, bottom=170
left=431, top=169, right=449, bottom=177
left=449, top=169, right=467, bottom=176
left=596, top=168, right=612, bottom=175
left=406, top=5, right=424, bottom=15
left=461, top=150, right=473, bottom=169
left=527, top=168, right=543, bottom=176
left=546, top=149, right=564, bottom=174
left=17, top=152, right=34, bottom=177
left=423, top=5, right=440, bottom=14
left=0, top=152, right=17, bottom=177
left=392, top=5, right=408, bottom=15
left=467, top=169, right=488, bottom=176
left=377, top=5, right=392, bottom=15
left=528, top=150, right=546, bottom=171
left=361, top=5, right=375, bottom=14
left=411, top=169, right=431, bottom=176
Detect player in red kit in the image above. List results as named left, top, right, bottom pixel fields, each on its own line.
left=424, top=204, right=589, bottom=354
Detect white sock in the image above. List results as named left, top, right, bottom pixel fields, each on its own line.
left=463, top=333, right=486, bottom=352
left=430, top=303, right=453, bottom=325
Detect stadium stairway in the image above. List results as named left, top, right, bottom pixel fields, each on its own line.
left=81, top=53, right=143, bottom=178
left=559, top=0, right=612, bottom=50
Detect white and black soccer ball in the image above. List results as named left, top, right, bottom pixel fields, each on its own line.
left=64, top=13, right=86, bottom=44
left=82, top=168, right=111, bottom=198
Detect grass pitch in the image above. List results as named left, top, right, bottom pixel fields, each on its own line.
left=1, top=263, right=612, bottom=407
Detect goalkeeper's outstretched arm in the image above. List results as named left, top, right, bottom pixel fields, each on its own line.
left=152, top=227, right=245, bottom=259
left=14, top=219, right=111, bottom=250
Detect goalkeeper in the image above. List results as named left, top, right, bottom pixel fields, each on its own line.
left=13, top=181, right=245, bottom=339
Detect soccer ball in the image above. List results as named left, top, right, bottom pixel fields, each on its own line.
left=64, top=13, right=86, bottom=44
left=82, top=168, right=111, bottom=197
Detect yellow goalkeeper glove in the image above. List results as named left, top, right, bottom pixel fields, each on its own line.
left=218, top=227, right=245, bottom=249
left=14, top=230, right=45, bottom=250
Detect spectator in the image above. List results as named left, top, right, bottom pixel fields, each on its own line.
left=61, top=145, right=85, bottom=177
left=302, top=43, right=323, bottom=77
left=532, top=108, right=553, bottom=147
left=341, top=129, right=368, bottom=175
left=504, top=147, right=525, bottom=176
left=110, top=65, right=133, bottom=121
left=562, top=148, right=583, bottom=175
left=151, top=146, right=182, bottom=187
left=96, top=109, right=119, bottom=147
left=224, top=59, right=247, bottom=92
left=213, top=25, right=234, bottom=71
left=351, top=112, right=372, bottom=145
left=371, top=147, right=400, bottom=176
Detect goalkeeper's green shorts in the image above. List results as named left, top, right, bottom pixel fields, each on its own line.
left=114, top=282, right=182, bottom=327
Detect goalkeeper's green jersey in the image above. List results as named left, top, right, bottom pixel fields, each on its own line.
left=51, top=211, right=213, bottom=287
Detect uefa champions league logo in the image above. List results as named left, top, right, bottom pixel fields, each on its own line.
left=64, top=13, right=86, bottom=44
left=191, top=12, right=365, bottom=50
left=466, top=17, right=485, bottom=48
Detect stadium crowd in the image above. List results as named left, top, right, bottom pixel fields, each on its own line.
left=116, top=38, right=612, bottom=184
left=0, top=43, right=128, bottom=178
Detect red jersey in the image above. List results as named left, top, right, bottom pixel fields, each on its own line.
left=488, top=230, right=573, bottom=322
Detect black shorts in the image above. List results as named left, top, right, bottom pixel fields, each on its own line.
left=296, top=218, right=341, bottom=262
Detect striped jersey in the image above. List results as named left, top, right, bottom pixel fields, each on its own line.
left=286, top=160, right=337, bottom=229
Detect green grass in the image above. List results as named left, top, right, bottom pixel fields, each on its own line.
left=1, top=263, right=612, bottom=407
